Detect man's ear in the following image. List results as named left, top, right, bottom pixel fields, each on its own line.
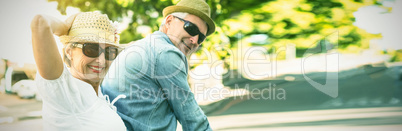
left=165, top=15, right=175, bottom=27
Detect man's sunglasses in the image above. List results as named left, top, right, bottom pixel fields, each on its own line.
left=173, top=16, right=206, bottom=45
left=71, top=42, right=119, bottom=61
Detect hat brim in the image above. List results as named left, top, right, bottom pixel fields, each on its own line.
left=59, top=35, right=118, bottom=46
left=163, top=6, right=215, bottom=36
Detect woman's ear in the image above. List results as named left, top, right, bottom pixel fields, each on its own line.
left=65, top=45, right=72, bottom=60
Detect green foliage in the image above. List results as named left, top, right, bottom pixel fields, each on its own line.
left=223, top=0, right=381, bottom=49
left=50, top=0, right=382, bottom=64
left=389, top=49, right=402, bottom=62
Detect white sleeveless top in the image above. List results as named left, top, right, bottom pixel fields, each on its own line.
left=35, top=65, right=126, bottom=131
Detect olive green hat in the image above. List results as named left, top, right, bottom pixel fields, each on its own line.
left=163, top=0, right=216, bottom=36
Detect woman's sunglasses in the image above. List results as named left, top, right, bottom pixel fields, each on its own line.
left=173, top=16, right=206, bottom=45
left=71, top=43, right=119, bottom=61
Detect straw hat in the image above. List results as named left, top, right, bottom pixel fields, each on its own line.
left=163, top=0, right=216, bottom=36
left=60, top=12, right=119, bottom=46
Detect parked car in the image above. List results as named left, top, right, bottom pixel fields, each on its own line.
left=12, top=80, right=37, bottom=99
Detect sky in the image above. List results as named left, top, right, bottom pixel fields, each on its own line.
left=353, top=0, right=402, bottom=50
left=0, top=0, right=79, bottom=64
left=0, top=0, right=401, bottom=65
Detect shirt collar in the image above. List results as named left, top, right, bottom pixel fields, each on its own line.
left=153, top=31, right=175, bottom=46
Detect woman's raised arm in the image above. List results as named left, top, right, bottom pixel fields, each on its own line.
left=30, top=14, right=77, bottom=80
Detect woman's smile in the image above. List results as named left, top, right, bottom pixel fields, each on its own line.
left=88, top=65, right=104, bottom=73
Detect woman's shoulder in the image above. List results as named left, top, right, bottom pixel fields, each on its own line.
left=35, top=64, right=70, bottom=83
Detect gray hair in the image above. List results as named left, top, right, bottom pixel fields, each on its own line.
left=159, top=12, right=188, bottom=31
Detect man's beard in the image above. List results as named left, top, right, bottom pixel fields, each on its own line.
left=167, top=34, right=196, bottom=56
left=178, top=41, right=197, bottom=56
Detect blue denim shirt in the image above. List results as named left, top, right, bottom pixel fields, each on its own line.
left=101, top=31, right=212, bottom=131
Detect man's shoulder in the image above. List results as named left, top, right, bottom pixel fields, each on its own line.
left=143, top=34, right=183, bottom=56
left=126, top=35, right=175, bottom=49
left=121, top=32, right=185, bottom=58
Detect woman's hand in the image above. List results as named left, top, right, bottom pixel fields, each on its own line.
left=55, top=13, right=80, bottom=36
left=65, top=13, right=80, bottom=28
left=53, top=13, right=80, bottom=36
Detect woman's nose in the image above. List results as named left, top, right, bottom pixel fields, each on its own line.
left=96, top=52, right=106, bottom=65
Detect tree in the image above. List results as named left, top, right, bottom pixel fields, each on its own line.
left=220, top=0, right=382, bottom=59
left=50, top=0, right=382, bottom=66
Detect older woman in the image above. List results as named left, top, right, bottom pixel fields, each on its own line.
left=31, top=12, right=126, bottom=130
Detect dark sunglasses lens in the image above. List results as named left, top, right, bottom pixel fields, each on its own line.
left=183, top=22, right=199, bottom=36
left=83, top=43, right=100, bottom=57
left=198, top=35, right=205, bottom=44
left=183, top=22, right=206, bottom=44
left=105, top=47, right=118, bottom=60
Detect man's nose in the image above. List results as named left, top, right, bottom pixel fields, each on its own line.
left=189, top=35, right=199, bottom=45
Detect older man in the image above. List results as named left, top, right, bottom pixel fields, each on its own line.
left=101, top=0, right=215, bottom=130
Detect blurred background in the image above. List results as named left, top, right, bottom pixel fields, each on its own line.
left=1, top=0, right=402, bottom=130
